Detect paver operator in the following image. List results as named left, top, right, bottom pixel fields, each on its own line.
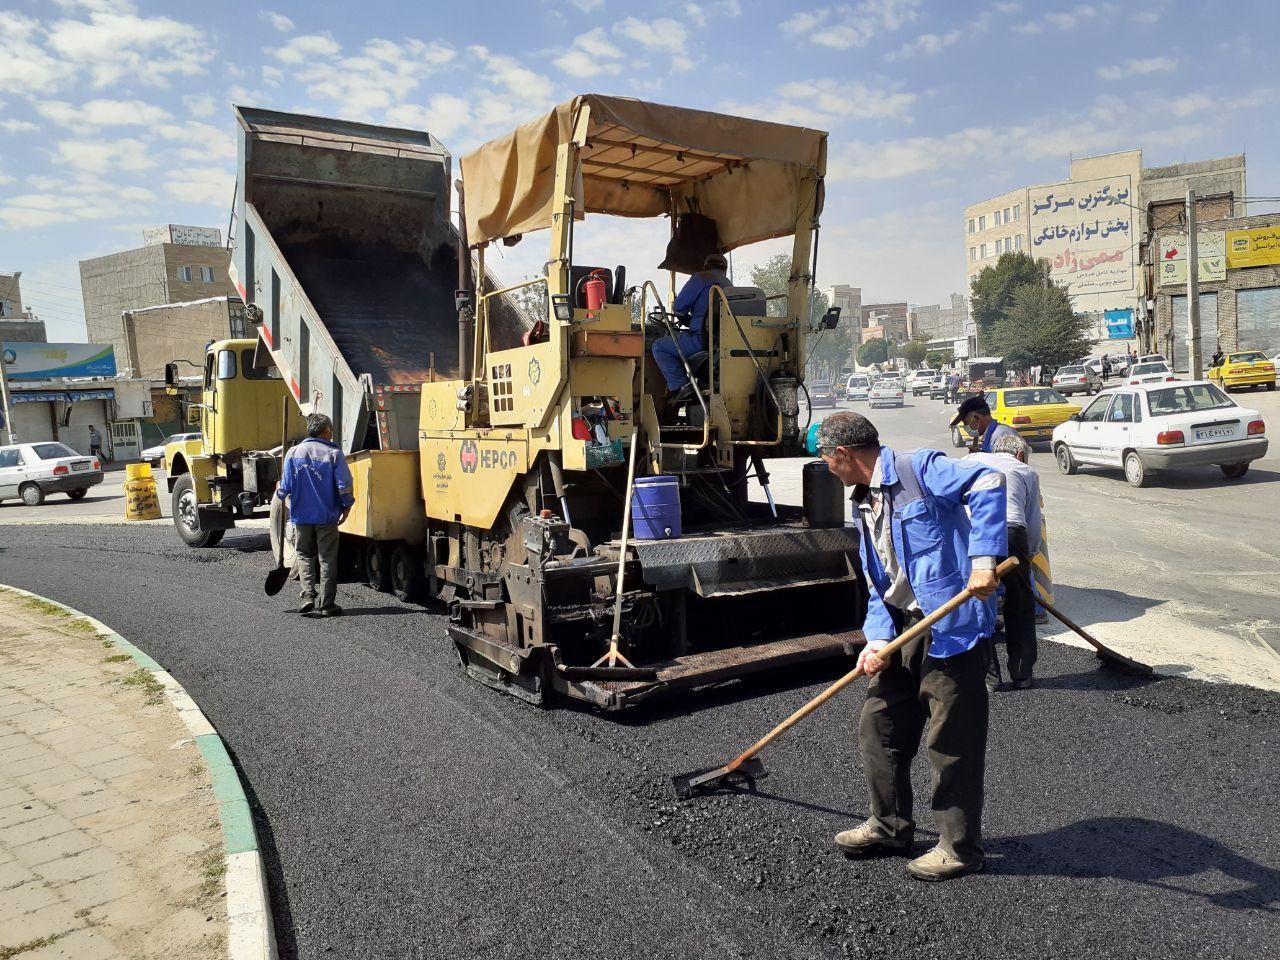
left=966, top=433, right=1042, bottom=691
left=951, top=395, right=1018, bottom=454
left=651, top=253, right=731, bottom=405
left=817, top=411, right=1007, bottom=881
left=276, top=413, right=354, bottom=618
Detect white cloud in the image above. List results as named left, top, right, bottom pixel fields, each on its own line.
left=260, top=10, right=294, bottom=32
left=0, top=119, right=40, bottom=134
left=273, top=33, right=341, bottom=65
left=183, top=94, right=218, bottom=119
left=726, top=79, right=917, bottom=127
left=165, top=165, right=235, bottom=206
left=554, top=28, right=624, bottom=78
left=280, top=36, right=456, bottom=119
left=35, top=98, right=171, bottom=130
left=783, top=0, right=920, bottom=50
left=46, top=10, right=215, bottom=88
left=614, top=17, right=692, bottom=72
left=52, top=137, right=157, bottom=174
left=993, top=1, right=1021, bottom=12
left=1016, top=3, right=1118, bottom=35
left=154, top=121, right=237, bottom=161
left=386, top=94, right=471, bottom=141
left=1096, top=56, right=1177, bottom=81
left=887, top=28, right=962, bottom=60
left=830, top=127, right=996, bottom=181
left=569, top=0, right=605, bottom=10
left=0, top=12, right=77, bottom=95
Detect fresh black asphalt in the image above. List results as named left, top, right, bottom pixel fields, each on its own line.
left=1, top=523, right=1277, bottom=959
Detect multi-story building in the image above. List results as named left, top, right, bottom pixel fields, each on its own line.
left=963, top=151, right=1247, bottom=351
left=79, top=226, right=236, bottom=369
left=910, top=293, right=968, bottom=341
left=822, top=284, right=861, bottom=339
left=859, top=302, right=909, bottom=343
left=120, top=297, right=249, bottom=381
left=0, top=272, right=48, bottom=344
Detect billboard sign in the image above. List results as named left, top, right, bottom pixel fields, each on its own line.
left=142, top=224, right=222, bottom=248
left=1029, top=175, right=1135, bottom=296
left=1104, top=308, right=1134, bottom=340
left=1158, top=232, right=1226, bottom=285
left=1225, top=226, right=1280, bottom=269
left=0, top=342, right=117, bottom=380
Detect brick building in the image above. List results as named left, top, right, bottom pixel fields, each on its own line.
left=859, top=301, right=909, bottom=342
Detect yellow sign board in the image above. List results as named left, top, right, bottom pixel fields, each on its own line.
left=1226, top=226, right=1280, bottom=269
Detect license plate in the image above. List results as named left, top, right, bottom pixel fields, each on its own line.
left=1195, top=427, right=1234, bottom=440
left=72, top=462, right=90, bottom=472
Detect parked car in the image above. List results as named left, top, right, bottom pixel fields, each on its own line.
left=141, top=431, right=200, bottom=467
left=1051, top=381, right=1267, bottom=487
left=928, top=373, right=948, bottom=399
left=845, top=374, right=871, bottom=402
left=869, top=378, right=904, bottom=409
left=1138, top=353, right=1167, bottom=365
left=951, top=387, right=1081, bottom=447
left=1051, top=364, right=1102, bottom=396
left=0, top=442, right=104, bottom=506
left=1208, top=350, right=1277, bottom=392
left=1126, top=361, right=1178, bottom=386
left=807, top=379, right=837, bottom=409
left=908, top=369, right=935, bottom=396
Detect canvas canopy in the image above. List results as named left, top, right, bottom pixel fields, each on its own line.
left=460, top=94, right=827, bottom=254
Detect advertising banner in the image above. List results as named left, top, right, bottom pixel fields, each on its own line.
left=1158, top=232, right=1226, bottom=285
left=1225, top=226, right=1280, bottom=269
left=0, top=342, right=117, bottom=380
left=1029, top=175, right=1136, bottom=296
left=1104, top=308, right=1134, bottom=340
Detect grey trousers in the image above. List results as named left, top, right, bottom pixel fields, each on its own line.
left=999, top=525, right=1038, bottom=682
left=859, top=619, right=990, bottom=863
left=295, top=523, right=340, bottom=608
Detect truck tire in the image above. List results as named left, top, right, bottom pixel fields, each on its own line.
left=172, top=474, right=224, bottom=547
left=20, top=483, right=45, bottom=507
left=268, top=495, right=297, bottom=570
left=364, top=541, right=391, bottom=592
left=390, top=544, right=426, bottom=603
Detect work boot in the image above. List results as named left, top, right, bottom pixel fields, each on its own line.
left=298, top=601, right=315, bottom=616
left=834, top=821, right=912, bottom=857
left=1011, top=677, right=1034, bottom=690
left=318, top=604, right=344, bottom=618
left=906, top=846, right=983, bottom=882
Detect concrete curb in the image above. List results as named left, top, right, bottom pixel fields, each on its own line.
left=0, top=583, right=277, bottom=960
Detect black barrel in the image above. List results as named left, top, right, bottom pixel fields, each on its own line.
left=802, top=460, right=846, bottom=528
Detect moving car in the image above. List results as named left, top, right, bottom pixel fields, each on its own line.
left=1126, top=361, right=1178, bottom=385
left=928, top=373, right=948, bottom=399
left=1051, top=381, right=1267, bottom=487
left=807, top=379, right=837, bottom=409
left=1208, top=350, right=1276, bottom=392
left=951, top=387, right=1081, bottom=447
left=1051, top=364, right=1102, bottom=396
left=845, top=374, right=870, bottom=401
left=869, top=377, right=904, bottom=409
left=1138, top=353, right=1167, bottom=365
left=0, top=442, right=104, bottom=506
left=141, top=431, right=200, bottom=467
left=908, top=369, right=935, bottom=396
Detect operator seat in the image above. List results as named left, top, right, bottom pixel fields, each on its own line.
left=672, top=286, right=767, bottom=405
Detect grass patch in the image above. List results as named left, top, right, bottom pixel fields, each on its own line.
left=102, top=654, right=132, bottom=664
left=13, top=596, right=98, bottom=634
left=195, top=849, right=226, bottom=900
left=121, top=669, right=166, bottom=705
left=0, top=933, right=65, bottom=959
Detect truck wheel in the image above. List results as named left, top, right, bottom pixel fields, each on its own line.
left=390, top=544, right=426, bottom=603
left=20, top=483, right=45, bottom=507
left=67, top=488, right=88, bottom=500
left=364, top=541, right=391, bottom=592
left=1123, top=451, right=1149, bottom=488
left=268, top=496, right=297, bottom=570
left=1220, top=461, right=1250, bottom=479
left=172, top=474, right=223, bottom=547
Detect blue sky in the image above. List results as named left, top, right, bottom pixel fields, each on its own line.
left=1, top=0, right=1277, bottom=341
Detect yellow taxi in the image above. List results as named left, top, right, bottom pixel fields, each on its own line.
left=952, top=387, right=1082, bottom=447
left=1208, top=350, right=1277, bottom=392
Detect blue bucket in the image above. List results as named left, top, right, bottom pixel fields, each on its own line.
left=631, top=475, right=682, bottom=540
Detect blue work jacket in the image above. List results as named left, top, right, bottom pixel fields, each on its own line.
left=673, top=269, right=730, bottom=336
left=276, top=437, right=355, bottom=526
left=857, top=446, right=1008, bottom=658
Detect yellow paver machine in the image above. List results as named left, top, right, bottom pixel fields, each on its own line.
left=431, top=94, right=867, bottom=707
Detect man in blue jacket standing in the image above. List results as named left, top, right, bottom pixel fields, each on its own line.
left=276, top=413, right=354, bottom=618
left=817, top=411, right=1007, bottom=881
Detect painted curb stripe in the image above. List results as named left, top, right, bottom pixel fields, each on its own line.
left=0, top=584, right=278, bottom=960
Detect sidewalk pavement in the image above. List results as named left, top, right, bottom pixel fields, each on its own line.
left=0, top=589, right=227, bottom=959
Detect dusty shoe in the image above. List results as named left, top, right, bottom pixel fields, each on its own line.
left=298, top=601, right=316, bottom=615
left=318, top=604, right=344, bottom=618
left=907, top=845, right=983, bottom=881
left=1011, top=677, right=1033, bottom=690
left=834, top=821, right=912, bottom=857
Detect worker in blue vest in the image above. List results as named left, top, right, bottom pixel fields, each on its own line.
left=817, top=410, right=1007, bottom=881
left=651, top=253, right=730, bottom=404
left=952, top=395, right=1019, bottom=453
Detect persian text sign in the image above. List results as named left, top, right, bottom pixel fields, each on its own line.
left=1029, top=175, right=1135, bottom=296
left=1158, top=232, right=1226, bottom=286
left=0, top=342, right=117, bottom=380
left=1225, top=226, right=1280, bottom=269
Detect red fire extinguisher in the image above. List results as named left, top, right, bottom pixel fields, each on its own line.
left=583, top=269, right=608, bottom=312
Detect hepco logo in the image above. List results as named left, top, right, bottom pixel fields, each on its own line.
left=459, top=440, right=479, bottom=473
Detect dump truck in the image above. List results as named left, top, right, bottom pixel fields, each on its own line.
left=169, top=98, right=869, bottom=710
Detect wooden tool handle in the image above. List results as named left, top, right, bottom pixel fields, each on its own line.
left=725, top=556, right=1020, bottom=773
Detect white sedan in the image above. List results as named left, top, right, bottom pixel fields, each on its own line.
left=0, top=441, right=104, bottom=506
left=869, top=379, right=904, bottom=408
left=1051, top=381, right=1267, bottom=487
left=140, top=432, right=199, bottom=467
left=1125, top=361, right=1178, bottom=385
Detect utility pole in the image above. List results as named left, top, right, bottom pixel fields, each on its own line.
left=1185, top=188, right=1202, bottom=379
left=0, top=340, right=15, bottom=444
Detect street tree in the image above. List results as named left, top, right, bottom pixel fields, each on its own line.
left=857, top=338, right=889, bottom=367
left=969, top=252, right=1052, bottom=339
left=748, top=253, right=847, bottom=376
left=986, top=284, right=1095, bottom=371
left=902, top=338, right=928, bottom=368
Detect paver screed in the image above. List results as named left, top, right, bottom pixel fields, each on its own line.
left=0, top=589, right=226, bottom=959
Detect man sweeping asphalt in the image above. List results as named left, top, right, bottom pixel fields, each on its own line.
left=817, top=411, right=1007, bottom=881
left=276, top=413, right=353, bottom=618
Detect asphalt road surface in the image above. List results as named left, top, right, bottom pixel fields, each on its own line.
left=1, top=522, right=1277, bottom=960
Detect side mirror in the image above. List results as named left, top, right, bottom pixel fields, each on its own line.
left=821, top=306, right=841, bottom=330
left=1068, top=413, right=1081, bottom=422
left=164, top=361, right=179, bottom=387
left=186, top=406, right=200, bottom=425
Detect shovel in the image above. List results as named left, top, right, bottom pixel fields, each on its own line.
left=265, top=399, right=292, bottom=597
left=674, top=557, right=1021, bottom=800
